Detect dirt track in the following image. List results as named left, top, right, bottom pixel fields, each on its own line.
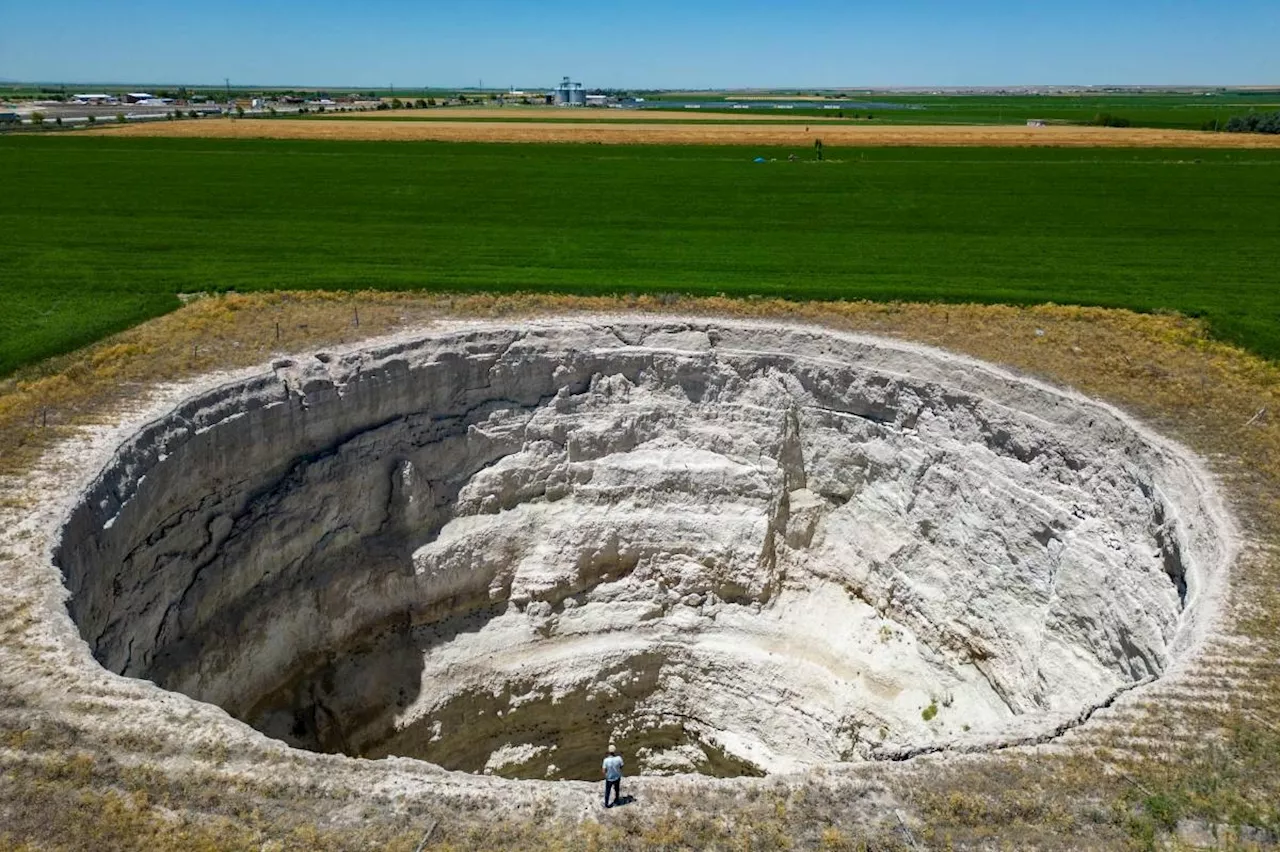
left=85, top=118, right=1280, bottom=147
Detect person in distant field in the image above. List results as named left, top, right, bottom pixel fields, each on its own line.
left=814, top=138, right=824, bottom=161
left=602, top=744, right=624, bottom=808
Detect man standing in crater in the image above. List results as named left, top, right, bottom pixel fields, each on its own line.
left=602, top=744, right=624, bottom=808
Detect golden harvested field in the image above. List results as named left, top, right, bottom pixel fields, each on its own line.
left=86, top=117, right=1280, bottom=146
left=341, top=106, right=849, bottom=121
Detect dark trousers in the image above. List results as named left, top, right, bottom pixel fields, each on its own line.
left=604, top=778, right=621, bottom=807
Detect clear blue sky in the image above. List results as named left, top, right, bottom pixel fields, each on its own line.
left=2, top=0, right=1277, bottom=89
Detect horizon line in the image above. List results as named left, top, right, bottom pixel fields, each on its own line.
left=4, top=79, right=1280, bottom=92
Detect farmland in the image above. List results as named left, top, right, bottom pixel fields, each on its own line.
left=646, top=90, right=1280, bottom=128
left=86, top=114, right=1280, bottom=147
left=2, top=136, right=1279, bottom=375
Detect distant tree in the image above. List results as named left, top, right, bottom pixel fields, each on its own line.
left=1091, top=112, right=1131, bottom=128
left=1224, top=111, right=1280, bottom=134
left=116, top=112, right=126, bottom=123
left=415, top=98, right=427, bottom=108
left=188, top=110, right=198, bottom=119
left=235, top=105, right=245, bottom=118
left=55, top=116, right=63, bottom=126
left=268, top=106, right=277, bottom=117
left=428, top=97, right=437, bottom=106
left=31, top=112, right=44, bottom=125
left=87, top=114, right=96, bottom=124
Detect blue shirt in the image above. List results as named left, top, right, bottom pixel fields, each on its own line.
left=603, top=754, right=623, bottom=781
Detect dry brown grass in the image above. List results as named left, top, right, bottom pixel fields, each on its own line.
left=3, top=292, right=1280, bottom=849
left=79, top=118, right=1280, bottom=147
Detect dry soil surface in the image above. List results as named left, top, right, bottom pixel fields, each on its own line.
left=83, top=117, right=1280, bottom=147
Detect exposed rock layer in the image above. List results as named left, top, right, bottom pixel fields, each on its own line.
left=55, top=321, right=1227, bottom=778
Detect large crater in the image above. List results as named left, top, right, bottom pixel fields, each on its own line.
left=55, top=320, right=1228, bottom=779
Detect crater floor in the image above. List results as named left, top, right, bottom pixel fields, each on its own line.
left=54, top=320, right=1228, bottom=778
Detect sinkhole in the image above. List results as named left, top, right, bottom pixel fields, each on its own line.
left=55, top=320, right=1230, bottom=779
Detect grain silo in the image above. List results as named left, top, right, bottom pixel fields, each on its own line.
left=555, top=76, right=586, bottom=107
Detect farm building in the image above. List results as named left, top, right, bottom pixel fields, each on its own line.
left=72, top=94, right=116, bottom=104
left=124, top=92, right=173, bottom=105
left=1027, top=119, right=1047, bottom=127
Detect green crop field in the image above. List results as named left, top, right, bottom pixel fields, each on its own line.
left=2, top=136, right=1279, bottom=376
left=643, top=91, right=1280, bottom=129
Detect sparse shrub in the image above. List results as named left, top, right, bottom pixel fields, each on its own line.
left=1142, top=792, right=1181, bottom=830
left=235, top=105, right=245, bottom=118
left=86, top=114, right=96, bottom=124
left=188, top=110, right=198, bottom=118
left=31, top=111, right=44, bottom=125
left=55, top=116, right=62, bottom=126
left=922, top=701, right=938, bottom=722
left=116, top=112, right=126, bottom=123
